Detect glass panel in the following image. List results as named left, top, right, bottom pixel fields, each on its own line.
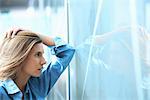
left=69, top=0, right=150, bottom=100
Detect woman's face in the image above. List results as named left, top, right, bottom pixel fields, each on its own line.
left=21, top=43, right=46, bottom=77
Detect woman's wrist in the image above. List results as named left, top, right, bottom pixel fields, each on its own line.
left=37, top=33, right=55, bottom=46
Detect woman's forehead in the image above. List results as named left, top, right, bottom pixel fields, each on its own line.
left=30, top=43, right=44, bottom=53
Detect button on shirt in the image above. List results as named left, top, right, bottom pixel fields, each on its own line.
left=0, top=37, right=75, bottom=100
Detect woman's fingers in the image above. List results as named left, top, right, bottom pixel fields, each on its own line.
left=5, top=31, right=12, bottom=38
left=7, top=30, right=13, bottom=38
left=11, top=29, right=23, bottom=38
left=5, top=28, right=23, bottom=38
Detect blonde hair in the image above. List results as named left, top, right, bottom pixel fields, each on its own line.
left=0, top=31, right=42, bottom=81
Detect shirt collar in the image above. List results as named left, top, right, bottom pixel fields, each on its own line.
left=24, top=82, right=30, bottom=94
left=2, top=78, right=20, bottom=94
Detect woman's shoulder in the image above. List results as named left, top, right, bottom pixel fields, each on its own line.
left=0, top=85, right=11, bottom=99
left=0, top=83, right=7, bottom=95
left=0, top=81, right=7, bottom=93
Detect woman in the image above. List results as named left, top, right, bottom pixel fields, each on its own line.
left=0, top=29, right=75, bottom=99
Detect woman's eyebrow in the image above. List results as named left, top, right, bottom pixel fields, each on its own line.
left=35, top=51, right=44, bottom=54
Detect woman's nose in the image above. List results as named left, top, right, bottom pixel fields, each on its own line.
left=41, top=57, right=46, bottom=65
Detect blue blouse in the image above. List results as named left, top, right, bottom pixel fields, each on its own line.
left=0, top=37, right=75, bottom=100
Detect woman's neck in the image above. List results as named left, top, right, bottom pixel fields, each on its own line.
left=14, top=72, right=30, bottom=93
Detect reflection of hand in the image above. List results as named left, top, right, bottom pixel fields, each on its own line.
left=84, top=26, right=130, bottom=45
left=138, top=26, right=150, bottom=40
left=85, top=25, right=150, bottom=45
left=85, top=34, right=112, bottom=45
left=5, top=28, right=24, bottom=38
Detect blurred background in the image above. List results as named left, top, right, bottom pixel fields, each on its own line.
left=0, top=0, right=150, bottom=100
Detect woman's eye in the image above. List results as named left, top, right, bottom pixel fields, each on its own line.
left=36, top=53, right=41, bottom=57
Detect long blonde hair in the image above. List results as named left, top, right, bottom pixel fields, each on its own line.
left=0, top=31, right=42, bottom=81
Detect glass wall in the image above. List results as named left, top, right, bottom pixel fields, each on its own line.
left=69, top=0, right=150, bottom=100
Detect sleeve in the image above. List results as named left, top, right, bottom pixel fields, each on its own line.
left=29, top=37, right=75, bottom=97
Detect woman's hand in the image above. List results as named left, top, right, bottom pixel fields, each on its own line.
left=5, top=28, right=23, bottom=38
left=4, top=28, right=55, bottom=46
